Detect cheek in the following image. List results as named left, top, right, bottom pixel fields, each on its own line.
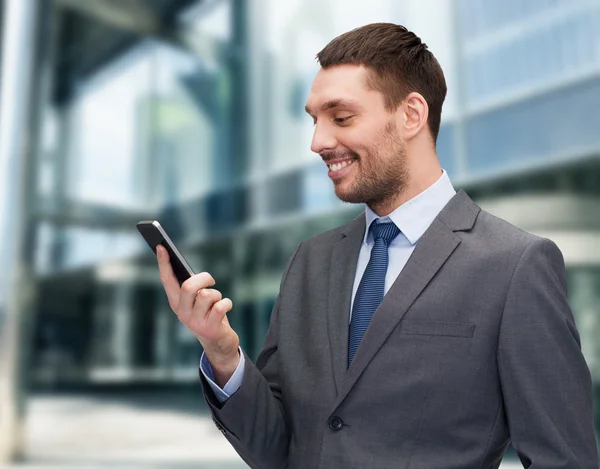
left=336, top=133, right=370, bottom=158
left=338, top=122, right=388, bottom=156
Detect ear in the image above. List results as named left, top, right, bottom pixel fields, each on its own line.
left=400, top=92, right=429, bottom=141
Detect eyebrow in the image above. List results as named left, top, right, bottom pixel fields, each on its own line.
left=304, top=98, right=361, bottom=116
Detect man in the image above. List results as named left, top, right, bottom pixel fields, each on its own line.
left=157, top=23, right=599, bottom=468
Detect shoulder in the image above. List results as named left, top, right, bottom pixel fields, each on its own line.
left=465, top=206, right=564, bottom=272
left=474, top=208, right=540, bottom=248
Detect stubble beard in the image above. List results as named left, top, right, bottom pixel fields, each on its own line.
left=334, top=122, right=410, bottom=211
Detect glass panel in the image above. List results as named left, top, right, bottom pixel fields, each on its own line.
left=152, top=42, right=219, bottom=204
left=466, top=79, right=600, bottom=174
left=67, top=44, right=154, bottom=209
left=461, top=2, right=600, bottom=106
left=567, top=268, right=600, bottom=382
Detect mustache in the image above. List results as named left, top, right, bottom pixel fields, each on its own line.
left=320, top=151, right=360, bottom=163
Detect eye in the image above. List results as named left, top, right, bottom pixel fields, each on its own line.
left=333, top=116, right=353, bottom=125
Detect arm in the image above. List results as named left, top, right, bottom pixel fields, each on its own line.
left=498, top=238, right=599, bottom=468
left=200, top=243, right=303, bottom=469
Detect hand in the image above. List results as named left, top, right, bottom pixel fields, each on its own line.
left=156, top=245, right=240, bottom=386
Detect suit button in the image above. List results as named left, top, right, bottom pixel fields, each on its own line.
left=328, top=416, right=344, bottom=431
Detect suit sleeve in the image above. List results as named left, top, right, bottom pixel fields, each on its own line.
left=497, top=237, right=599, bottom=468
left=199, top=242, right=303, bottom=469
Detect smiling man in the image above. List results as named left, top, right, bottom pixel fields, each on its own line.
left=157, top=23, right=599, bottom=468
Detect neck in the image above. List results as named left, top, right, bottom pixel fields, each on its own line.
left=369, top=158, right=443, bottom=217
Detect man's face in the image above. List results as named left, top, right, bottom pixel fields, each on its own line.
left=304, top=64, right=409, bottom=208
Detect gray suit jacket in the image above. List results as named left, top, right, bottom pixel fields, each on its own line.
left=201, top=190, right=599, bottom=468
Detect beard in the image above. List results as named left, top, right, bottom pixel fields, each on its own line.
left=324, top=121, right=409, bottom=209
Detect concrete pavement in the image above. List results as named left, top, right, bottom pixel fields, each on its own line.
left=4, top=392, right=523, bottom=468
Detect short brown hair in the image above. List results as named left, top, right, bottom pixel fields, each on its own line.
left=316, top=23, right=447, bottom=144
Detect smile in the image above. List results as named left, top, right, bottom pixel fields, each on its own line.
left=327, top=160, right=355, bottom=172
left=327, top=159, right=356, bottom=180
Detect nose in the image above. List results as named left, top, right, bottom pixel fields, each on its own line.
left=310, top=122, right=337, bottom=154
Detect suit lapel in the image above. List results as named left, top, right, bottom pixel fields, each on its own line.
left=327, top=213, right=365, bottom=394
left=331, top=190, right=481, bottom=410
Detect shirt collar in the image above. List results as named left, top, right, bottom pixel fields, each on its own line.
left=363, top=168, right=457, bottom=246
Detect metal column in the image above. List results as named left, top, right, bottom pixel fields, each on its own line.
left=0, top=0, right=44, bottom=462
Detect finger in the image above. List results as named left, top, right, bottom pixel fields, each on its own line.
left=179, top=272, right=216, bottom=318
left=206, top=298, right=233, bottom=329
left=156, top=245, right=180, bottom=306
left=192, top=288, right=222, bottom=321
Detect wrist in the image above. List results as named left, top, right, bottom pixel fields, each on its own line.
left=206, top=348, right=240, bottom=387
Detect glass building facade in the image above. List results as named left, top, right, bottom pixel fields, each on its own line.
left=458, top=0, right=600, bottom=175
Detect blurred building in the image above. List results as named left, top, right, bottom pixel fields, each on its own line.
left=1, top=0, right=599, bottom=464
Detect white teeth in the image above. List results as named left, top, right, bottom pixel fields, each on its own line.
left=329, top=160, right=353, bottom=172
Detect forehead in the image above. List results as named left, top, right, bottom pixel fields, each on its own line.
left=305, top=64, right=383, bottom=112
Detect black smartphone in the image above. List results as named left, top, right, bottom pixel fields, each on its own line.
left=136, top=220, right=195, bottom=286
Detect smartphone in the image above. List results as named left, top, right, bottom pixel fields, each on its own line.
left=136, top=220, right=195, bottom=286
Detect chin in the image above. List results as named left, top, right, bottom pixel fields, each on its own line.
left=334, top=187, right=363, bottom=205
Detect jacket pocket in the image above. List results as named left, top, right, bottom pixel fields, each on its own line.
left=398, top=319, right=475, bottom=338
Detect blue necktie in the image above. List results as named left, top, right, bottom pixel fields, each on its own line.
left=348, top=220, right=401, bottom=366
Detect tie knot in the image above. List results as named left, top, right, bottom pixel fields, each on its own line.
left=370, top=221, right=400, bottom=244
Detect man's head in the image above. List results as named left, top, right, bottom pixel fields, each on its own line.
left=304, top=23, right=447, bottom=214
